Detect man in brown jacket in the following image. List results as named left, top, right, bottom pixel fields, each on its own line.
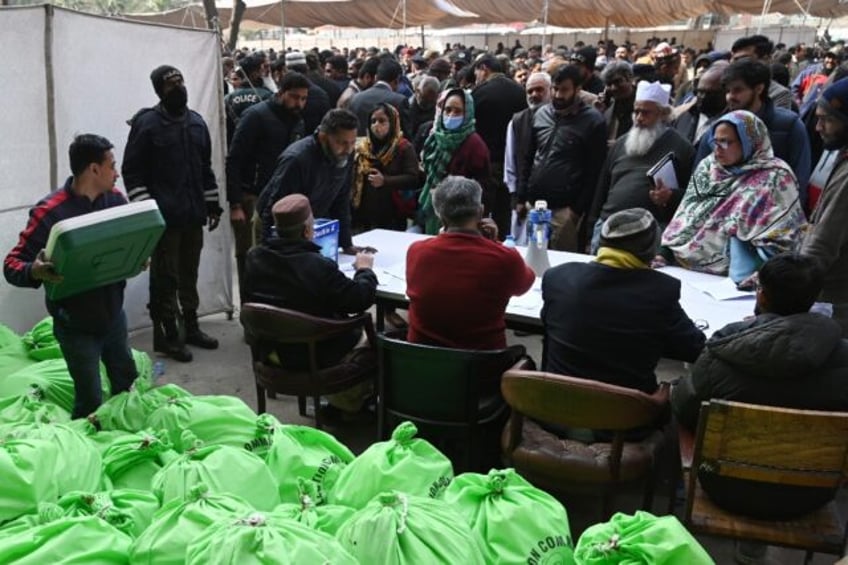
left=803, top=78, right=848, bottom=336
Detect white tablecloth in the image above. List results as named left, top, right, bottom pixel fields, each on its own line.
left=343, top=229, right=755, bottom=337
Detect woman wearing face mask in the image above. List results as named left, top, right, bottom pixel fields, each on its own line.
left=418, top=88, right=493, bottom=235
left=352, top=103, right=420, bottom=232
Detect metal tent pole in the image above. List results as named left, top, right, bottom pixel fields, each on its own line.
left=281, top=0, right=286, bottom=51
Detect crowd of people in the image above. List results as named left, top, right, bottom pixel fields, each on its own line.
left=5, top=30, right=848, bottom=564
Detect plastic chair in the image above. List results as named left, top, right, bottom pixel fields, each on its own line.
left=501, top=368, right=672, bottom=520
left=240, top=302, right=376, bottom=430
left=679, top=400, right=848, bottom=564
left=377, top=333, right=532, bottom=472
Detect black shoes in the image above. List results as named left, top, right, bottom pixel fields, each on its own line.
left=184, top=311, right=219, bottom=350
left=153, top=318, right=193, bottom=363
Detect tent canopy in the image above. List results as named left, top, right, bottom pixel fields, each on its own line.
left=123, top=0, right=848, bottom=30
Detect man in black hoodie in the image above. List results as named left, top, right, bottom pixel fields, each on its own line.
left=672, top=253, right=848, bottom=520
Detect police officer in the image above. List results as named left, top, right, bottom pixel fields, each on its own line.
left=122, top=65, right=222, bottom=362
left=223, top=54, right=273, bottom=145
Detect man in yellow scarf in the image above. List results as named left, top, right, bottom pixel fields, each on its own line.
left=541, top=207, right=705, bottom=393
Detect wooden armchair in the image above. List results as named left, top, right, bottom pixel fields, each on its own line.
left=240, top=303, right=376, bottom=429
left=680, top=400, right=848, bottom=563
left=501, top=369, right=672, bottom=520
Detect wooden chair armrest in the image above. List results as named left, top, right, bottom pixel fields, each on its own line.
left=678, top=425, right=695, bottom=471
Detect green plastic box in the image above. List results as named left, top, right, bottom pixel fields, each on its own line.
left=44, top=200, right=165, bottom=300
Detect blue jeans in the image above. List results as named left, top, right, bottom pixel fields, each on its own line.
left=53, top=310, right=137, bottom=418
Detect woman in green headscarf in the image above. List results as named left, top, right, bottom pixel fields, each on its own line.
left=419, top=88, right=493, bottom=234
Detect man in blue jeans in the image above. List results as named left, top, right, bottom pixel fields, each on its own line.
left=3, top=134, right=137, bottom=418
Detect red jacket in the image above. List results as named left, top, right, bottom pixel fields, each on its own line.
left=406, top=232, right=535, bottom=350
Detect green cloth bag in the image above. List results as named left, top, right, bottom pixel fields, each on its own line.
left=0, top=502, right=66, bottom=538
left=0, top=389, right=70, bottom=425
left=329, top=421, right=454, bottom=509
left=152, top=434, right=280, bottom=511
left=270, top=479, right=355, bottom=535
left=337, top=491, right=485, bottom=564
left=54, top=489, right=160, bottom=538
left=21, top=317, right=62, bottom=361
left=0, top=421, right=104, bottom=495
left=68, top=422, right=135, bottom=456
left=130, top=485, right=254, bottom=565
left=93, top=376, right=190, bottom=432
left=0, top=323, right=35, bottom=377
left=574, top=511, right=715, bottom=564
left=102, top=430, right=176, bottom=491
left=185, top=511, right=359, bottom=565
left=249, top=414, right=354, bottom=504
left=0, top=515, right=132, bottom=564
left=443, top=468, right=575, bottom=565
left=146, top=395, right=257, bottom=453
left=0, top=437, right=60, bottom=523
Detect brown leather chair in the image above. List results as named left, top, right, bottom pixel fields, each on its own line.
left=501, top=367, right=671, bottom=519
left=679, top=400, right=848, bottom=564
left=240, top=303, right=377, bottom=429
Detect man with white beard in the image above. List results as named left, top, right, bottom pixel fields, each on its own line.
left=504, top=72, right=552, bottom=240
left=588, top=81, right=694, bottom=252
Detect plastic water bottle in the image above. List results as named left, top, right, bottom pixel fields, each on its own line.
left=525, top=200, right=552, bottom=276
left=503, top=235, right=517, bottom=248
left=153, top=361, right=166, bottom=382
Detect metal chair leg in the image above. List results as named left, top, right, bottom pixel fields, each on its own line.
left=298, top=396, right=307, bottom=417
left=313, top=396, right=321, bottom=429
left=803, top=550, right=814, bottom=565
left=256, top=382, right=266, bottom=414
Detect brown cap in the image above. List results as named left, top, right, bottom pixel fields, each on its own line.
left=272, top=194, right=313, bottom=236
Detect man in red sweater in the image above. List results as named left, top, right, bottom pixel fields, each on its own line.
left=406, top=176, right=535, bottom=350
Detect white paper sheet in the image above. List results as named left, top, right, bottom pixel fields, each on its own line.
left=690, top=277, right=756, bottom=301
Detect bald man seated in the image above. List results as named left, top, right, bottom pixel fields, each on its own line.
left=243, top=194, right=378, bottom=420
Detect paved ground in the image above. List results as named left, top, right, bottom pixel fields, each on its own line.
left=129, top=309, right=844, bottom=565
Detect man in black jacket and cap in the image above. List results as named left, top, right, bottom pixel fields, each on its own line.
left=123, top=64, right=222, bottom=362
left=244, top=194, right=377, bottom=418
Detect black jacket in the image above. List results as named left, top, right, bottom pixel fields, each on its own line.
left=226, top=99, right=305, bottom=205
left=303, top=83, right=332, bottom=137
left=472, top=74, right=527, bottom=164
left=243, top=238, right=377, bottom=369
left=519, top=101, right=608, bottom=213
left=348, top=83, right=412, bottom=139
left=541, top=262, right=705, bottom=393
left=256, top=135, right=354, bottom=248
left=122, top=105, right=220, bottom=227
left=308, top=71, right=342, bottom=108
left=671, top=312, right=848, bottom=519
left=409, top=98, right=435, bottom=138
left=4, top=178, right=127, bottom=334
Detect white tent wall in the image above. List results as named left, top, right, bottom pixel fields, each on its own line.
left=0, top=6, right=233, bottom=333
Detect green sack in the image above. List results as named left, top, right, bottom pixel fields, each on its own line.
left=21, top=317, right=62, bottom=361
left=0, top=502, right=66, bottom=538
left=271, top=478, right=355, bottom=535
left=54, top=489, right=160, bottom=538
left=0, top=437, right=60, bottom=523
left=0, top=323, right=36, bottom=377
left=146, top=395, right=257, bottom=453
left=574, top=511, right=715, bottom=564
left=0, top=515, right=132, bottom=564
left=0, top=389, right=70, bottom=425
left=129, top=485, right=255, bottom=565
left=103, top=430, right=176, bottom=491
left=337, top=491, right=485, bottom=564
left=329, top=421, right=454, bottom=509
left=0, top=421, right=104, bottom=495
left=0, top=359, right=76, bottom=412
left=443, top=468, right=575, bottom=565
left=93, top=375, right=190, bottom=433
left=185, top=512, right=358, bottom=565
left=152, top=434, right=280, bottom=511
left=249, top=414, right=355, bottom=504
left=68, top=422, right=135, bottom=456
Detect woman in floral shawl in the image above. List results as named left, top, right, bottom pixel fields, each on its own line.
left=418, top=88, right=493, bottom=235
left=659, top=110, right=807, bottom=280
left=352, top=102, right=419, bottom=231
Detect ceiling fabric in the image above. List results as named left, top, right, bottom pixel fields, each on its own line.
left=122, top=0, right=848, bottom=31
